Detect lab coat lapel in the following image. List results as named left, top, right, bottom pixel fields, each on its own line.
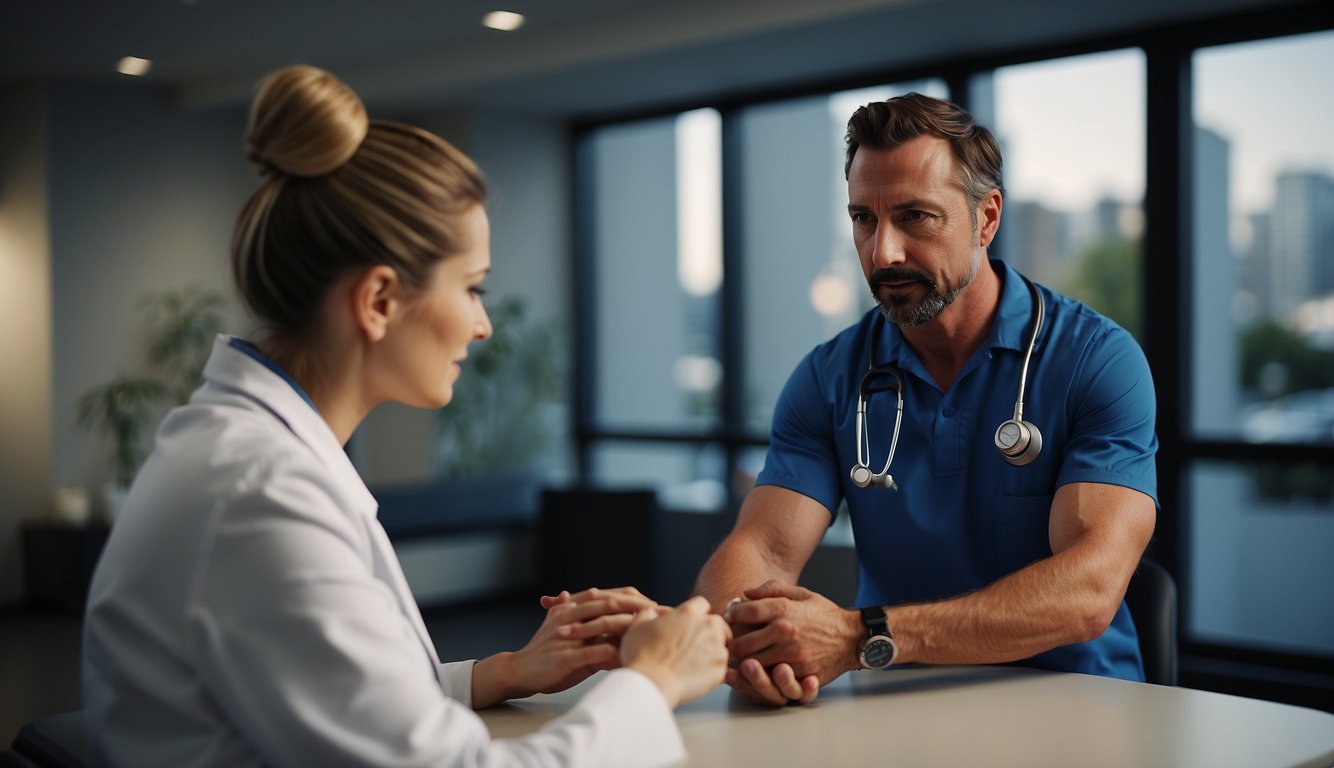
left=363, top=518, right=447, bottom=682
left=202, top=336, right=445, bottom=683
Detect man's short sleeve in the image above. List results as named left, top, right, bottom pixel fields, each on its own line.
left=754, top=351, right=842, bottom=520
left=1057, top=325, right=1159, bottom=503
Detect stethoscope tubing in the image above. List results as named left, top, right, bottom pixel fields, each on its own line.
left=851, top=274, right=1044, bottom=488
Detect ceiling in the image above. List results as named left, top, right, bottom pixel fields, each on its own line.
left=0, top=0, right=1311, bottom=120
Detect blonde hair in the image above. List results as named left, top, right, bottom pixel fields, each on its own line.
left=232, top=65, right=486, bottom=344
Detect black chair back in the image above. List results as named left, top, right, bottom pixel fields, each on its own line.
left=1124, top=558, right=1179, bottom=686
left=11, top=710, right=88, bottom=768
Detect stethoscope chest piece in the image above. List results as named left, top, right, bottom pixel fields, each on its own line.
left=994, top=418, right=1043, bottom=466
left=849, top=274, right=1047, bottom=488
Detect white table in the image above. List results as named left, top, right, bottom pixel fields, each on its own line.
left=479, top=665, right=1334, bottom=767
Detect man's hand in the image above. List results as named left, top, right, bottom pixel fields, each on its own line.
left=723, top=580, right=862, bottom=706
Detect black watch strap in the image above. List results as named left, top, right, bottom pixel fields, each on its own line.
left=860, top=606, right=889, bottom=637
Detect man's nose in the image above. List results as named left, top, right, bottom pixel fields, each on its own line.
left=871, top=224, right=906, bottom=269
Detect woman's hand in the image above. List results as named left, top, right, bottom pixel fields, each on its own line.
left=472, top=586, right=658, bottom=708
left=622, top=596, right=732, bottom=709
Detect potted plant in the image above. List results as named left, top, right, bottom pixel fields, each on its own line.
left=76, top=284, right=228, bottom=519
left=435, top=295, right=566, bottom=478
left=77, top=376, right=168, bottom=490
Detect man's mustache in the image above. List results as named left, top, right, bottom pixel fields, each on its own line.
left=869, top=267, right=935, bottom=290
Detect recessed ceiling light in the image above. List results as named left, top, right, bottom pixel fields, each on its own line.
left=482, top=11, right=525, bottom=31
left=117, top=56, right=152, bottom=76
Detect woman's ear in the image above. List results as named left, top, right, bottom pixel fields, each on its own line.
left=350, top=265, right=402, bottom=343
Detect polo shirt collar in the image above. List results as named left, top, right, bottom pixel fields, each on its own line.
left=877, top=258, right=1034, bottom=370
left=990, top=259, right=1038, bottom=353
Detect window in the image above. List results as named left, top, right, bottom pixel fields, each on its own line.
left=589, top=442, right=728, bottom=511
left=1192, top=31, right=1334, bottom=445
left=588, top=110, right=723, bottom=432
left=584, top=110, right=724, bottom=495
left=1188, top=460, right=1334, bottom=655
left=984, top=49, right=1146, bottom=339
left=1188, top=30, right=1334, bottom=659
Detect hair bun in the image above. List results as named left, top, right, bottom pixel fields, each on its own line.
left=244, top=65, right=369, bottom=178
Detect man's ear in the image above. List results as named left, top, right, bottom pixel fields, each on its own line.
left=350, top=265, right=402, bottom=343
left=978, top=189, right=1003, bottom=247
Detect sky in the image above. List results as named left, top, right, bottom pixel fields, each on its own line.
left=994, top=31, right=1334, bottom=218
left=1194, top=30, right=1334, bottom=215
left=995, top=48, right=1146, bottom=213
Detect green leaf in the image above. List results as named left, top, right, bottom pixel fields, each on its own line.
left=436, top=295, right=568, bottom=478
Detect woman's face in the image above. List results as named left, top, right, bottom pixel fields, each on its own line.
left=382, top=203, right=493, bottom=408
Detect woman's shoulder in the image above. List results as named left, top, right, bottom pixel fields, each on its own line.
left=155, top=396, right=310, bottom=474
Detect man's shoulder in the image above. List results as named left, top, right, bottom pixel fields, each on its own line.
left=1039, top=285, right=1139, bottom=351
left=805, top=309, right=879, bottom=366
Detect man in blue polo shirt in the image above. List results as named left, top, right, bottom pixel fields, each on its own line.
left=694, top=93, right=1158, bottom=706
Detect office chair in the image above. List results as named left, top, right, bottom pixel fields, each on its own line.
left=540, top=488, right=661, bottom=597
left=1124, top=557, right=1179, bottom=686
left=10, top=710, right=89, bottom=768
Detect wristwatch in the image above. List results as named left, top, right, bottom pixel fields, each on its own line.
left=857, top=606, right=899, bottom=669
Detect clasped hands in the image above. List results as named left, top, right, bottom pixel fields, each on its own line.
left=722, top=580, right=861, bottom=706
left=486, top=582, right=849, bottom=710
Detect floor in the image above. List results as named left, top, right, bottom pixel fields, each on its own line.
left=0, top=597, right=542, bottom=750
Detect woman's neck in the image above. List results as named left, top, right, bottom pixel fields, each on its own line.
left=265, top=335, right=370, bottom=445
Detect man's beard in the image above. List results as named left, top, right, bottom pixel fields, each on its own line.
left=869, top=257, right=979, bottom=327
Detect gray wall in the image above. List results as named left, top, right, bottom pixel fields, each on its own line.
left=48, top=82, right=253, bottom=498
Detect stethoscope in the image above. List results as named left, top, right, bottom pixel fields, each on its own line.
left=850, top=274, right=1046, bottom=490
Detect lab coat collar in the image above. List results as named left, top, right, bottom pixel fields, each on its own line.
left=200, top=335, right=379, bottom=519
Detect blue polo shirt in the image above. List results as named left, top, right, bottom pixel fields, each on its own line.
left=756, top=259, right=1158, bottom=680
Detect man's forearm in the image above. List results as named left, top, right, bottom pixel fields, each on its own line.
left=693, top=535, right=797, bottom=613
left=888, top=538, right=1130, bottom=666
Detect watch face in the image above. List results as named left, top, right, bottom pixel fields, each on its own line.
left=860, top=635, right=896, bottom=669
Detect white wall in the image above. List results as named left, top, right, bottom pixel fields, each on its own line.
left=0, top=84, right=53, bottom=604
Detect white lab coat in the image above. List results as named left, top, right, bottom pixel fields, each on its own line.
left=83, top=336, right=685, bottom=768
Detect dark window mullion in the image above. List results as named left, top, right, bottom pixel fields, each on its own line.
left=571, top=128, right=598, bottom=482
left=719, top=108, right=747, bottom=510
left=1142, top=36, right=1192, bottom=580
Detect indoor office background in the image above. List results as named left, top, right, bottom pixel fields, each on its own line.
left=1, top=0, right=1331, bottom=747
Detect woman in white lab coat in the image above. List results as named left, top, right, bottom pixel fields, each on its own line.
left=82, top=65, right=730, bottom=768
